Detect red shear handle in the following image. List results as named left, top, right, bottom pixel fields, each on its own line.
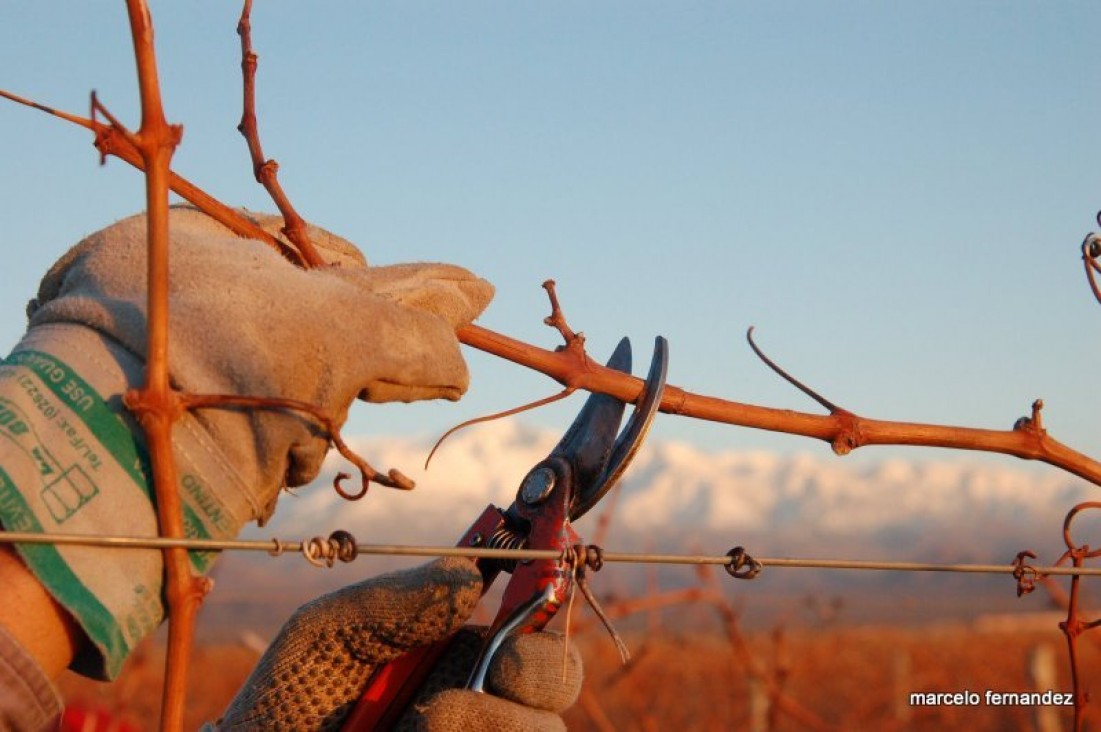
left=342, top=638, right=456, bottom=730
left=342, top=349, right=622, bottom=729
left=341, top=506, right=504, bottom=730
left=341, top=506, right=579, bottom=728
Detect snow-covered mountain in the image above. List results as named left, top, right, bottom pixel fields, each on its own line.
left=251, top=420, right=1094, bottom=563
left=207, top=420, right=1093, bottom=636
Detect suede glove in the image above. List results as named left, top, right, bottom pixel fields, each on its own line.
left=0, top=207, right=493, bottom=679
left=215, top=558, right=583, bottom=732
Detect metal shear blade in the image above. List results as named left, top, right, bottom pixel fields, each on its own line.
left=343, top=336, right=672, bottom=725
left=469, top=336, right=669, bottom=691
left=569, top=335, right=668, bottom=520
left=511, top=335, right=668, bottom=525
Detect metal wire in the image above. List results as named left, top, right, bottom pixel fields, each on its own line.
left=2, top=530, right=1101, bottom=577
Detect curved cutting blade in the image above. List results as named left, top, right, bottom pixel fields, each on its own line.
left=544, top=338, right=633, bottom=498
left=569, top=336, right=668, bottom=521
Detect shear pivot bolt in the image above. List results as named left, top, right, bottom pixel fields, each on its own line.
left=520, top=466, right=556, bottom=505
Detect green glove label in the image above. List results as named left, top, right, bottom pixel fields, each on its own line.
left=0, top=349, right=220, bottom=679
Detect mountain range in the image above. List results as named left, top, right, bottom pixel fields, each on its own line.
left=201, top=421, right=1097, bottom=636
left=255, top=420, right=1093, bottom=556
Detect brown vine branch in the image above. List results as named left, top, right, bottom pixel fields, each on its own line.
left=116, top=3, right=196, bottom=730
left=236, top=0, right=324, bottom=269
left=425, top=280, right=592, bottom=465
left=1013, top=502, right=1101, bottom=730
left=456, top=323, right=1101, bottom=488
left=88, top=93, right=141, bottom=158
left=11, top=81, right=1101, bottom=489
left=1056, top=501, right=1101, bottom=731
left=0, top=87, right=304, bottom=266
left=1036, top=576, right=1101, bottom=651
left=1, top=86, right=418, bottom=484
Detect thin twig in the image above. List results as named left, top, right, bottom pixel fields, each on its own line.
left=236, top=0, right=324, bottom=268
left=423, top=281, right=597, bottom=466
left=746, top=326, right=844, bottom=414
left=543, top=279, right=583, bottom=347
left=0, top=87, right=304, bottom=265
left=424, top=387, right=575, bottom=468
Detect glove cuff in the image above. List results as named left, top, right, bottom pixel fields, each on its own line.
left=0, top=324, right=256, bottom=679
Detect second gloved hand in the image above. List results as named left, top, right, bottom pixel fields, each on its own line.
left=215, top=558, right=583, bottom=732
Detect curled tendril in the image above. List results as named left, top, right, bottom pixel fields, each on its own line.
left=425, top=388, right=576, bottom=469
left=1062, top=501, right=1101, bottom=559
left=747, top=327, right=846, bottom=414
left=181, top=392, right=414, bottom=500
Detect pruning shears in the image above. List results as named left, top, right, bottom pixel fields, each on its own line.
left=343, top=335, right=669, bottom=729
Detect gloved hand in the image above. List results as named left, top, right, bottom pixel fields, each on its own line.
left=0, top=207, right=493, bottom=679
left=215, top=558, right=583, bottom=732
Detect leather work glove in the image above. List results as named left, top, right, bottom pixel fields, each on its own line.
left=0, top=207, right=493, bottom=680
left=215, top=558, right=583, bottom=732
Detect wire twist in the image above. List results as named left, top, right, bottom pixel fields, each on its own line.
left=725, top=546, right=763, bottom=580
left=1011, top=550, right=1040, bottom=597
left=301, top=530, right=358, bottom=568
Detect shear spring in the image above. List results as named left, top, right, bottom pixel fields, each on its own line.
left=484, top=527, right=528, bottom=572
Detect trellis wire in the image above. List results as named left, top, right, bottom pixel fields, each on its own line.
left=1, top=531, right=1098, bottom=578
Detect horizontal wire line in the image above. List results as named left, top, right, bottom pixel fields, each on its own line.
left=0, top=530, right=1097, bottom=577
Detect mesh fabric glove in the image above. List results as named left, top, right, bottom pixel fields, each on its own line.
left=0, top=207, right=493, bottom=679
left=396, top=627, right=582, bottom=732
left=215, top=558, right=583, bottom=732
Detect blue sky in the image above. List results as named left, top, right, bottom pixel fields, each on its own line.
left=2, top=3, right=1100, bottom=470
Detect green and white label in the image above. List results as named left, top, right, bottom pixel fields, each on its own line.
left=0, top=350, right=221, bottom=679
